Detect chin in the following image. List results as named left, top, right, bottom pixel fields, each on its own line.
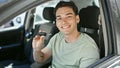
left=62, top=32, right=70, bottom=35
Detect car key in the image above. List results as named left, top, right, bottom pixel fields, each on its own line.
left=37, top=32, right=47, bottom=36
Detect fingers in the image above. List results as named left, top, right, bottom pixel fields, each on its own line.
left=40, top=36, right=45, bottom=43
left=32, top=36, right=45, bottom=46
left=32, top=31, right=45, bottom=51
left=33, top=35, right=45, bottom=41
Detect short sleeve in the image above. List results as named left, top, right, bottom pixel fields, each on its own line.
left=79, top=44, right=100, bottom=68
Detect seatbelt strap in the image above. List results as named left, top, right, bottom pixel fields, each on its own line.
left=80, top=27, right=98, bottom=34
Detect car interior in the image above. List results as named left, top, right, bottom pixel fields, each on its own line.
left=0, top=0, right=106, bottom=68
left=32, top=5, right=105, bottom=68
left=79, top=5, right=105, bottom=58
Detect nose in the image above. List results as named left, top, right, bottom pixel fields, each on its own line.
left=61, top=17, right=67, bottom=24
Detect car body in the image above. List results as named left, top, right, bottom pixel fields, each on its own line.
left=0, top=0, right=120, bottom=68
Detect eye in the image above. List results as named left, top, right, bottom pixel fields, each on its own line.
left=68, top=16, right=72, bottom=18
left=56, top=17, right=61, bottom=21
left=67, top=15, right=73, bottom=19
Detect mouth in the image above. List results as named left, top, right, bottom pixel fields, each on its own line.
left=61, top=25, right=70, bottom=29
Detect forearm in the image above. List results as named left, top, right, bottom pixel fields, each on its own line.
left=33, top=50, right=45, bottom=63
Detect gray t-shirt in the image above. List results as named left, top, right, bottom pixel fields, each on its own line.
left=48, top=32, right=99, bottom=68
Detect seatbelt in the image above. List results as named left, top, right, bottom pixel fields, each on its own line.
left=24, top=25, right=40, bottom=63
left=80, top=27, right=98, bottom=34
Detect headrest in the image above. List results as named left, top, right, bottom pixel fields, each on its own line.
left=43, top=7, right=55, bottom=21
left=79, top=6, right=100, bottom=29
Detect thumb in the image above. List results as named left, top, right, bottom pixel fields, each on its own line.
left=39, top=36, right=45, bottom=44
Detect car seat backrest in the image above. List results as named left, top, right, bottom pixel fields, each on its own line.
left=42, top=7, right=59, bottom=35
left=24, top=7, right=56, bottom=64
left=41, top=7, right=56, bottom=46
left=43, top=7, right=55, bottom=22
left=79, top=6, right=99, bottom=45
left=79, top=6, right=104, bottom=58
left=30, top=7, right=56, bottom=67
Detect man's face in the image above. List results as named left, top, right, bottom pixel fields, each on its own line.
left=56, top=7, right=80, bottom=35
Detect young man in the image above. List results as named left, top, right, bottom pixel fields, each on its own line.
left=32, top=1, right=99, bottom=68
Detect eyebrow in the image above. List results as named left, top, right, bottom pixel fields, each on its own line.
left=66, top=13, right=73, bottom=15
left=56, top=12, right=73, bottom=18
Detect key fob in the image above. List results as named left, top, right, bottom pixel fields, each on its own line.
left=37, top=32, right=47, bottom=36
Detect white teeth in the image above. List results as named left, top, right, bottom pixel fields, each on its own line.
left=62, top=25, right=69, bottom=29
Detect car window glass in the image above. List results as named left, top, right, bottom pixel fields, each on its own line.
left=94, top=0, right=99, bottom=7
left=34, top=0, right=60, bottom=26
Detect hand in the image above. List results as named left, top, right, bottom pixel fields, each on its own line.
left=32, top=35, right=45, bottom=51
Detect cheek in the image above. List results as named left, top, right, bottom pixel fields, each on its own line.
left=56, top=23, right=60, bottom=29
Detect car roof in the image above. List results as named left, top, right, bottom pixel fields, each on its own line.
left=0, top=0, right=50, bottom=26
left=0, top=0, right=97, bottom=26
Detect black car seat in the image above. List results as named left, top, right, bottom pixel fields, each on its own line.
left=79, top=6, right=105, bottom=58
left=31, top=7, right=57, bottom=68
left=24, top=7, right=56, bottom=63
left=40, top=7, right=56, bottom=47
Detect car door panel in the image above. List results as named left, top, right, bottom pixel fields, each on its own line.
left=0, top=26, right=25, bottom=61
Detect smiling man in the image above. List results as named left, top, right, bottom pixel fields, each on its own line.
left=32, top=1, right=99, bottom=68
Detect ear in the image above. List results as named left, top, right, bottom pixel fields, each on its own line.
left=76, top=15, right=80, bottom=24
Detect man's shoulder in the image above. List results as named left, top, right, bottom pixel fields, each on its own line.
left=80, top=33, right=98, bottom=49
left=80, top=33, right=97, bottom=45
left=80, top=33, right=94, bottom=41
left=51, top=32, right=64, bottom=40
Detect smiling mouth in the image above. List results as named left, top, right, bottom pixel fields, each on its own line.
left=61, top=25, right=70, bottom=29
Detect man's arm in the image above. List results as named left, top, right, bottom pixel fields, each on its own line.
left=32, top=35, right=52, bottom=63
left=33, top=46, right=52, bottom=63
left=79, top=44, right=99, bottom=68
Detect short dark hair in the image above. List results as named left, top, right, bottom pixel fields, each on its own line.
left=54, top=1, right=78, bottom=16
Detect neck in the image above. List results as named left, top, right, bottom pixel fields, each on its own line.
left=65, top=31, right=80, bottom=43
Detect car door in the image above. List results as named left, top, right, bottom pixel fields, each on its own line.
left=88, top=0, right=120, bottom=67
left=0, top=1, right=50, bottom=67
left=0, top=0, right=42, bottom=61
left=0, top=12, right=26, bottom=61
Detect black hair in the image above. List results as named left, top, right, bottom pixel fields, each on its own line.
left=54, top=1, right=78, bottom=16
